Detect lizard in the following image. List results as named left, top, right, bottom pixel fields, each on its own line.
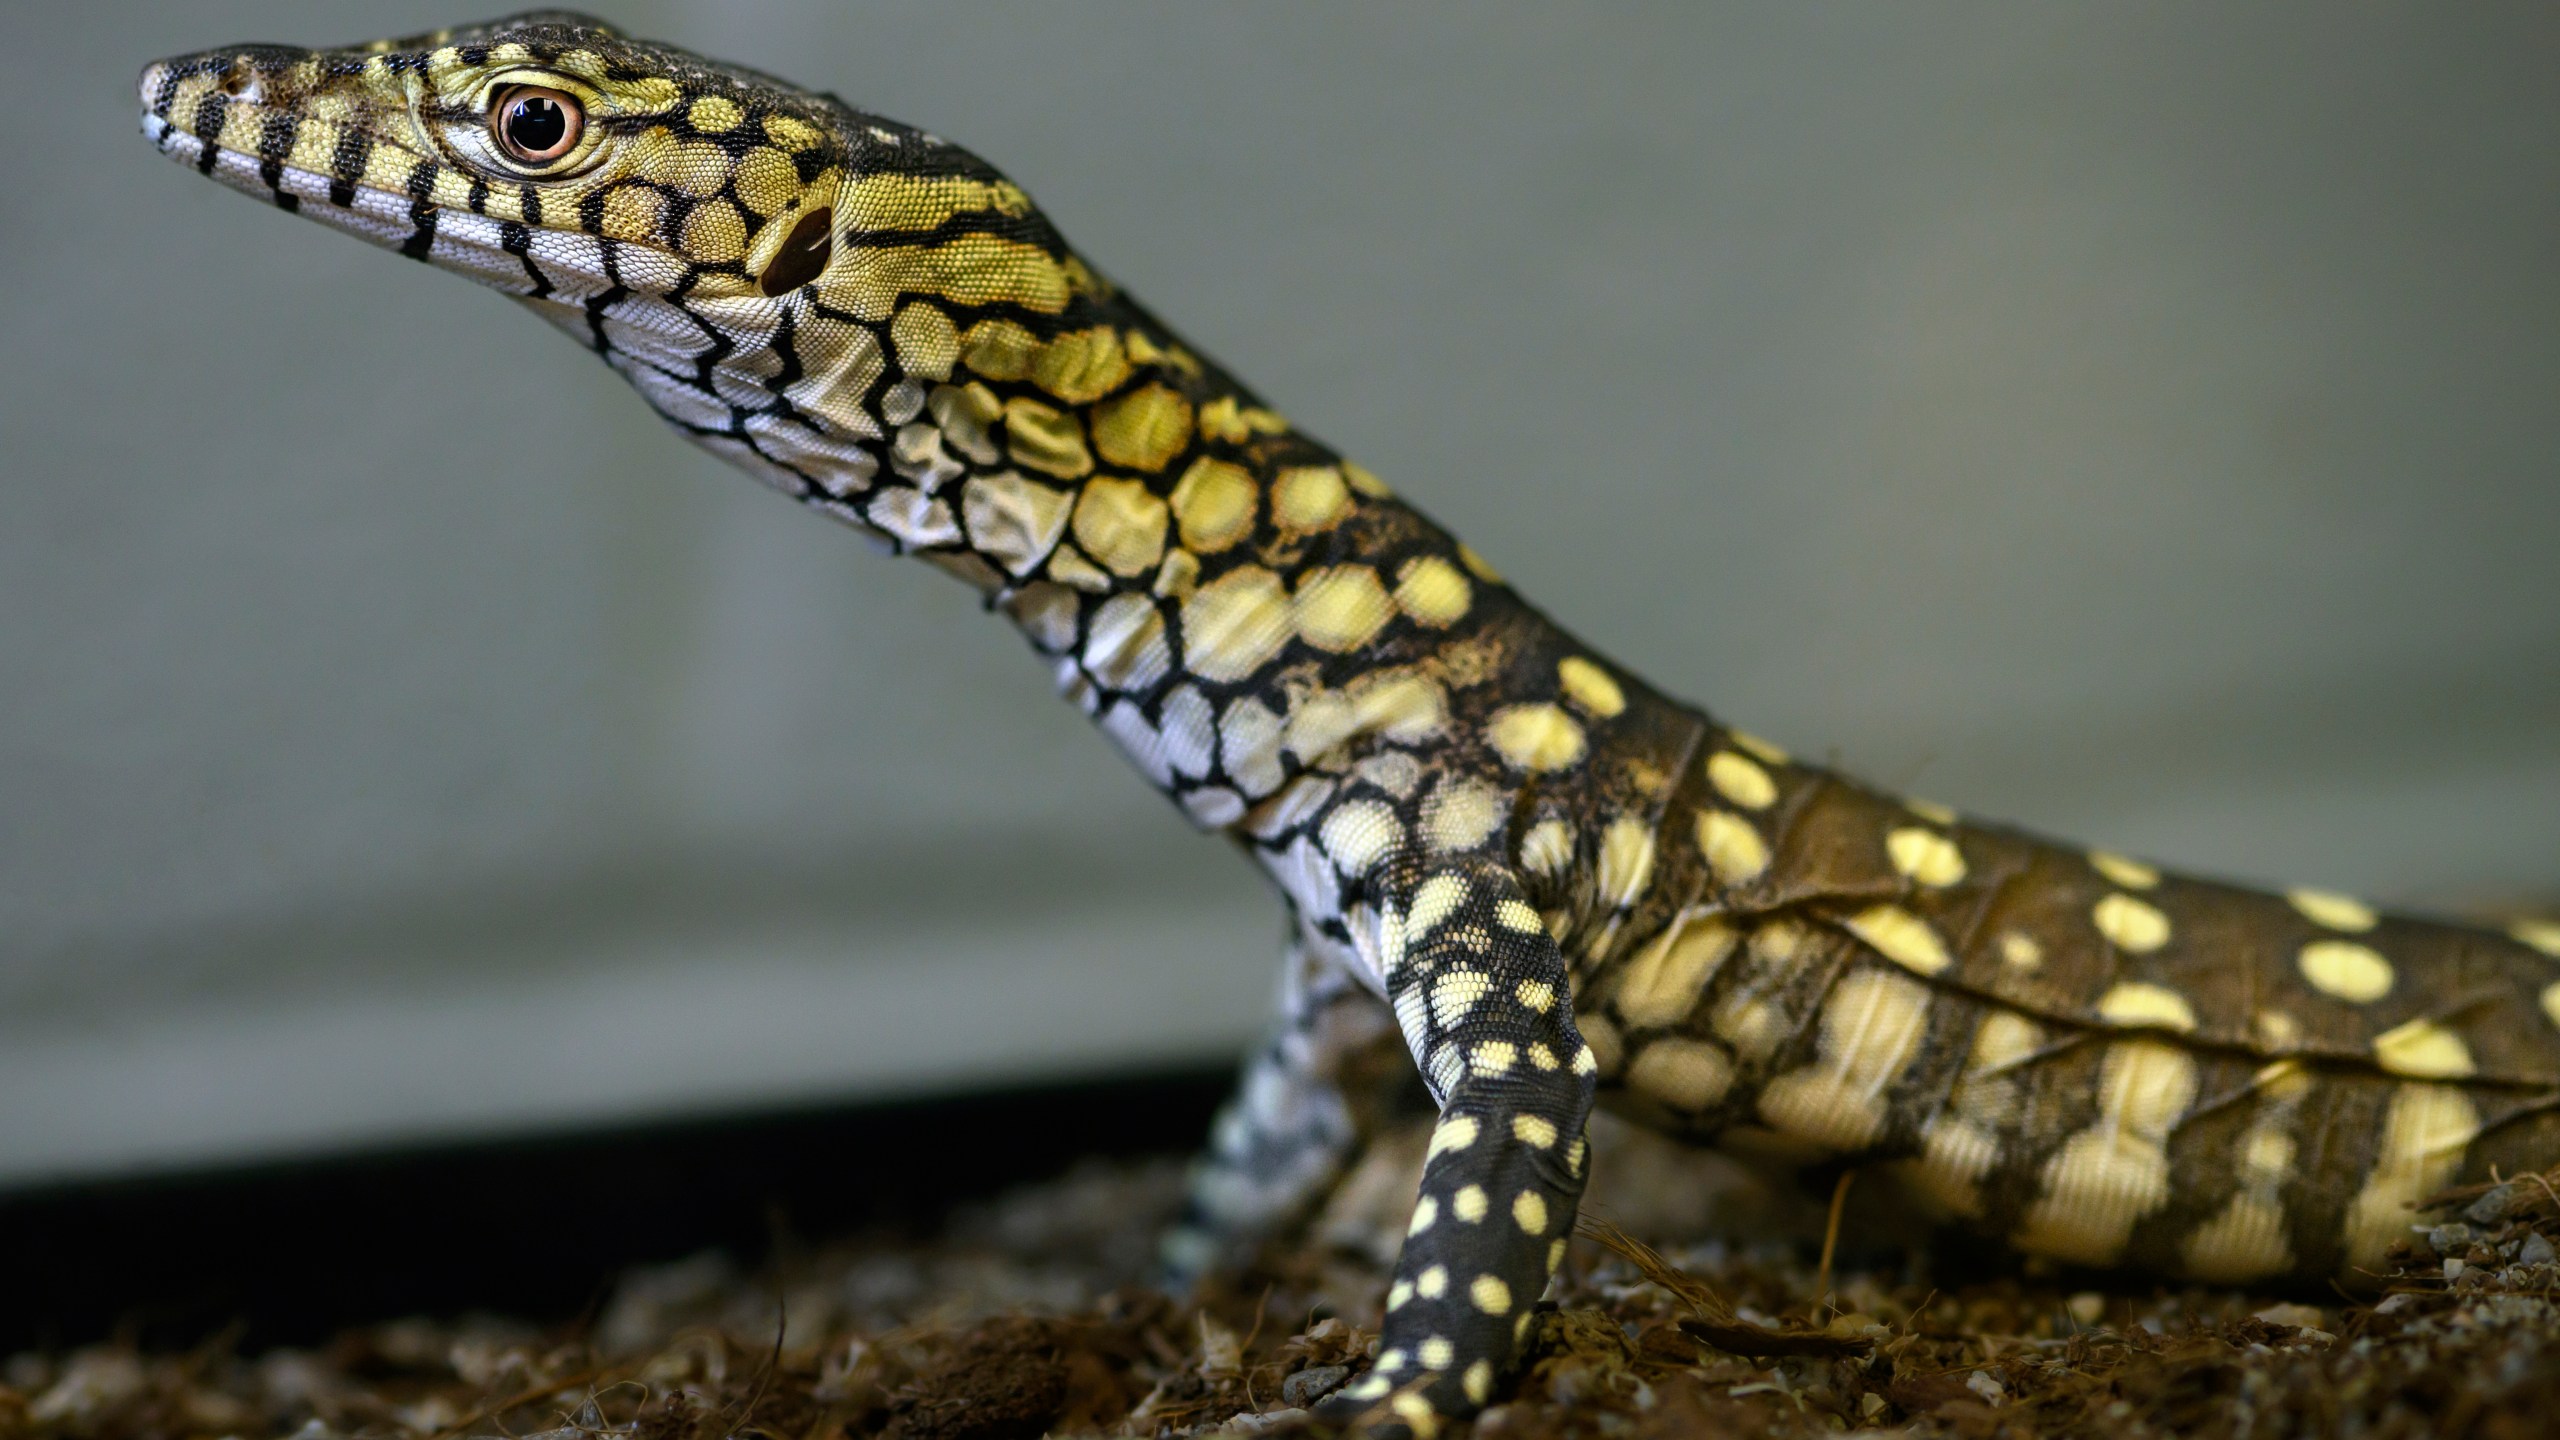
left=136, top=13, right=2560, bottom=1435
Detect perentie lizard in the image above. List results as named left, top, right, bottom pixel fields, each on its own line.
left=139, top=14, right=2560, bottom=1435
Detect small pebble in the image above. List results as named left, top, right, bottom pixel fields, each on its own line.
left=2067, top=1293, right=2105, bottom=1326
left=2426, top=1223, right=2473, bottom=1255
left=1281, top=1364, right=1352, bottom=1409
left=2465, top=1185, right=2518, bottom=1225
left=2443, top=1258, right=2466, bottom=1283
left=2519, top=1231, right=2557, bottom=1267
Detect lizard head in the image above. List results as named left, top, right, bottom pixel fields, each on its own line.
left=138, top=12, right=1083, bottom=501
left=138, top=12, right=862, bottom=307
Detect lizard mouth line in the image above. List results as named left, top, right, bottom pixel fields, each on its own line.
left=140, top=109, right=656, bottom=318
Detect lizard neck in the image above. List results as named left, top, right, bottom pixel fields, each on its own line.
left=684, top=178, right=1538, bottom=830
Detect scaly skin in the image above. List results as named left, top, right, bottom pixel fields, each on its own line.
left=140, top=14, right=2560, bottom=1435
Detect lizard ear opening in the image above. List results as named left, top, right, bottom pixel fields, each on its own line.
left=758, top=207, right=834, bottom=295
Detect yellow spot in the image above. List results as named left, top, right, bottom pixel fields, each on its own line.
left=1512, top=1114, right=1558, bottom=1149
left=1547, top=1240, right=1568, bottom=1273
left=2507, top=918, right=2560, bottom=957
left=1629, top=1037, right=1735, bottom=1110
left=1903, top=796, right=1956, bottom=826
left=1178, top=565, right=1290, bottom=682
left=1003, top=397, right=1093, bottom=478
left=600, top=184, right=665, bottom=243
left=1458, top=543, right=1503, bottom=583
left=2254, top=1058, right=2315, bottom=1102
left=1528, top=1043, right=1559, bottom=1070
left=662, top=140, right=733, bottom=199
left=2088, top=851, right=2160, bottom=889
left=1596, top=816, right=1657, bottom=909
left=762, top=113, right=823, bottom=151
left=1271, top=465, right=1351, bottom=531
left=1843, top=905, right=1953, bottom=976
left=1070, top=477, right=1168, bottom=577
left=1486, top=703, right=1586, bottom=772
left=1452, top=1185, right=1489, bottom=1223
left=2013, top=1040, right=2198, bottom=1266
left=2373, top=1019, right=2475, bottom=1079
left=1513, top=1190, right=1550, bottom=1235
left=1886, top=828, right=1966, bottom=887
left=1090, top=384, right=1193, bottom=471
left=2092, top=893, right=2173, bottom=953
left=1415, top=1263, right=1449, bottom=1298
left=1408, top=1196, right=1438, bottom=1234
left=1423, top=777, right=1503, bottom=853
left=2184, top=1192, right=2294, bottom=1284
left=2253, top=1009, right=2303, bottom=1051
left=1970, top=1011, right=2044, bottom=1073
left=2341, top=1083, right=2480, bottom=1270
left=1386, top=1279, right=1414, bottom=1310
left=1394, top=555, right=1473, bottom=627
left=2543, top=981, right=2560, bottom=1032
left=1427, top=1116, right=1480, bottom=1159
left=1613, top=912, right=1737, bottom=1027
left=1030, top=327, right=1130, bottom=404
left=687, top=95, right=741, bottom=133
left=2096, top=982, right=2197, bottom=1033
left=1732, top=731, right=1791, bottom=765
left=2243, top=1127, right=2297, bottom=1177
left=1757, top=969, right=1934, bottom=1149
left=1419, top=1336, right=1454, bottom=1371
left=888, top=301, right=959, bottom=380
left=1696, top=810, right=1770, bottom=884
left=1557, top=657, right=1626, bottom=718
left=2288, top=887, right=2378, bottom=933
left=1999, top=932, right=2044, bottom=970
left=2299, top=940, right=2395, bottom=1003
left=680, top=198, right=748, bottom=264
left=1471, top=1041, right=1518, bottom=1076
left=1167, top=457, right=1255, bottom=552
left=1519, top=819, right=1573, bottom=877
left=1902, top=1120, right=1997, bottom=1220
left=1712, top=999, right=1784, bottom=1063
left=1498, top=903, right=1546, bottom=937
left=1706, top=751, right=1778, bottom=809
left=1463, top=1360, right=1494, bottom=1405
left=1407, top=874, right=1469, bottom=940
left=962, top=316, right=1039, bottom=379
left=1294, top=565, right=1393, bottom=653
left=1470, top=1274, right=1513, bottom=1315
left=1428, top=968, right=1490, bottom=1029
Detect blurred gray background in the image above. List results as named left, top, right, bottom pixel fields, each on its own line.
left=4, top=3, right=2555, bottom=1186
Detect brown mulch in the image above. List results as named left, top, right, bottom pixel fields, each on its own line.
left=7, top=1120, right=2558, bottom=1440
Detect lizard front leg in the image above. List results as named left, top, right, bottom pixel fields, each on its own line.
left=1164, top=937, right=1411, bottom=1282
left=1318, top=859, right=1598, bottom=1436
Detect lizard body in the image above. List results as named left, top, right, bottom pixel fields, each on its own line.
left=139, top=15, right=2560, bottom=1434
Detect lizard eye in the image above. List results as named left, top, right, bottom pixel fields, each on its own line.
left=491, top=85, right=582, bottom=166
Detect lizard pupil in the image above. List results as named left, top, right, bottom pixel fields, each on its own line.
left=493, top=87, right=581, bottom=164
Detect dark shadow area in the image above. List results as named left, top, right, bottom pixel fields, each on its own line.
left=0, top=1065, right=1231, bottom=1355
